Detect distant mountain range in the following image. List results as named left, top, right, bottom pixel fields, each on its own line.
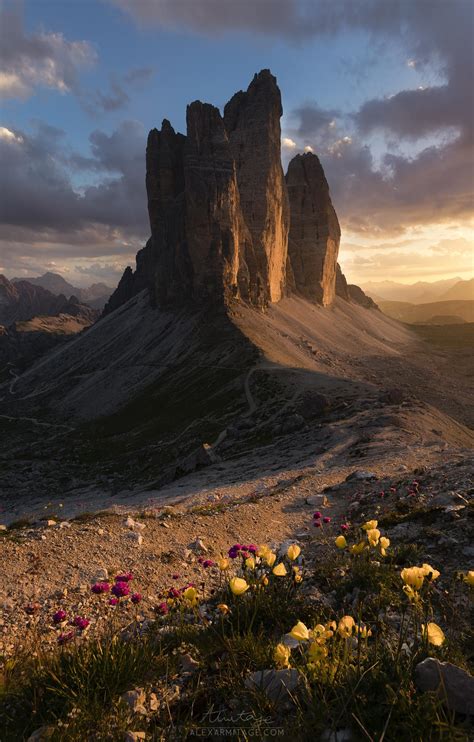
left=377, top=299, right=474, bottom=325
left=10, top=272, right=113, bottom=310
left=363, top=277, right=473, bottom=304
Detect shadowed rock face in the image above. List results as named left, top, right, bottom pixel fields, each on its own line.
left=286, top=153, right=340, bottom=306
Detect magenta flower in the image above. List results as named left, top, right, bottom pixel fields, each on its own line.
left=323, top=517, right=331, bottom=524
left=156, top=602, right=169, bottom=615
left=168, top=587, right=180, bottom=598
left=313, top=511, right=322, bottom=519
left=115, top=572, right=133, bottom=582
left=111, top=581, right=130, bottom=598
left=52, top=609, right=67, bottom=624
left=91, top=582, right=110, bottom=594
left=72, top=616, right=90, bottom=630
left=341, top=524, right=349, bottom=532
left=247, top=544, right=258, bottom=553
left=131, top=593, right=142, bottom=604
left=172, top=574, right=180, bottom=580
left=314, top=521, right=322, bottom=528
left=57, top=631, right=75, bottom=645
left=202, top=559, right=215, bottom=568
left=109, top=598, right=119, bottom=606
left=390, top=487, right=397, bottom=493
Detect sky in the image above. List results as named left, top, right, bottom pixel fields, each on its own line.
left=0, top=0, right=473, bottom=289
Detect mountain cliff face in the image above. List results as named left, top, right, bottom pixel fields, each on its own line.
left=106, top=69, right=373, bottom=314
left=0, top=275, right=97, bottom=326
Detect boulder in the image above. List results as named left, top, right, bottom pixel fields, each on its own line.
left=415, top=657, right=474, bottom=715
left=245, top=668, right=300, bottom=704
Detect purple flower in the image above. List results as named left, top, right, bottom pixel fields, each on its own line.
left=57, top=630, right=75, bottom=645
left=115, top=572, right=133, bottom=582
left=313, top=511, right=322, bottom=520
left=314, top=521, right=322, bottom=528
left=52, top=610, right=67, bottom=624
left=72, top=616, right=90, bottom=630
left=172, top=574, right=180, bottom=580
left=202, top=559, right=215, bottom=568
left=91, top=582, right=110, bottom=594
left=323, top=517, right=331, bottom=524
left=111, top=581, right=130, bottom=598
left=131, top=593, right=142, bottom=604
left=109, top=598, right=119, bottom=606
left=228, top=547, right=239, bottom=559
left=156, top=602, right=169, bottom=615
left=247, top=544, right=258, bottom=553
left=168, top=587, right=180, bottom=598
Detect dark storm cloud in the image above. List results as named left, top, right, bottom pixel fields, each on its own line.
left=80, top=67, right=154, bottom=115
left=0, top=120, right=148, bottom=236
left=0, top=3, right=95, bottom=99
left=292, top=103, right=339, bottom=139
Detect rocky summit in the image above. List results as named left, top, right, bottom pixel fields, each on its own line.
left=106, top=70, right=370, bottom=314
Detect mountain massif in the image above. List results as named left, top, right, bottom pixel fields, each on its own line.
left=106, top=70, right=372, bottom=314
left=11, top=272, right=112, bottom=310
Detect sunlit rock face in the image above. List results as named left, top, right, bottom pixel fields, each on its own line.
left=286, top=153, right=340, bottom=306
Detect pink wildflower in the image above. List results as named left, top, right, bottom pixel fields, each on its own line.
left=131, top=593, right=142, bottom=604
left=111, top=582, right=130, bottom=598
left=52, top=610, right=67, bottom=624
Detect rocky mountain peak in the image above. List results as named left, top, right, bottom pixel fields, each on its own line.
left=106, top=70, right=372, bottom=314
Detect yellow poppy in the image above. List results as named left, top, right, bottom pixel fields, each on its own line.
left=273, top=563, right=287, bottom=577
left=273, top=643, right=291, bottom=668
left=265, top=552, right=277, bottom=567
left=421, top=564, right=440, bottom=581
left=308, top=641, right=328, bottom=663
left=463, top=571, right=474, bottom=586
left=335, top=535, right=347, bottom=549
left=287, top=544, right=301, bottom=561
left=338, top=615, right=355, bottom=638
left=401, top=567, right=424, bottom=590
left=182, top=587, right=198, bottom=606
left=362, top=520, right=378, bottom=531
left=217, top=557, right=230, bottom=570
left=421, top=622, right=445, bottom=646
left=350, top=541, right=366, bottom=555
left=366, top=528, right=380, bottom=547
left=245, top=556, right=256, bottom=570
left=217, top=603, right=229, bottom=614
left=289, top=621, right=310, bottom=641
left=229, top=577, right=249, bottom=596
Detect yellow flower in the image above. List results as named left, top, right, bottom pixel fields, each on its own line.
left=335, top=535, right=347, bottom=549
left=289, top=621, right=310, bottom=641
left=463, top=571, right=474, bottom=586
left=350, top=541, right=366, bottom=555
left=401, top=567, right=424, bottom=590
left=217, top=557, right=230, bottom=570
left=245, top=556, right=256, bottom=570
left=366, top=528, right=380, bottom=547
left=273, top=643, right=291, bottom=668
left=308, top=641, right=328, bottom=663
left=379, top=536, right=390, bottom=556
left=182, top=587, right=198, bottom=606
left=356, top=624, right=372, bottom=639
left=265, top=552, right=277, bottom=567
left=257, top=544, right=271, bottom=558
left=402, top=585, right=420, bottom=603
left=294, top=574, right=303, bottom=583
left=287, top=544, right=301, bottom=561
left=338, top=616, right=355, bottom=638
left=217, top=603, right=230, bottom=614
left=326, top=620, right=337, bottom=633
left=421, top=564, right=440, bottom=581
left=273, top=563, right=287, bottom=577
left=229, top=577, right=249, bottom=596
left=422, top=622, right=445, bottom=646
left=261, top=575, right=269, bottom=586
left=312, top=624, right=333, bottom=643
left=362, top=520, right=378, bottom=531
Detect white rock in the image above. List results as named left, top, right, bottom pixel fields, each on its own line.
left=46, top=520, right=56, bottom=527
left=188, top=538, right=207, bottom=553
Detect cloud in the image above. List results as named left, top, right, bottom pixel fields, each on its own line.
left=80, top=67, right=154, bottom=115
left=0, top=4, right=96, bottom=100
left=282, top=137, right=296, bottom=149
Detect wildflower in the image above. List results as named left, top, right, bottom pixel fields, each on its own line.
left=313, top=511, right=322, bottom=519
left=247, top=544, right=258, bottom=554
left=308, top=642, right=328, bottom=663
left=421, top=564, right=440, bottom=581
left=109, top=598, right=119, bottom=606
left=289, top=621, right=310, bottom=641
left=341, top=524, right=349, bottom=532
left=72, top=616, right=90, bottom=631
left=131, top=593, right=142, bottom=604
left=261, top=575, right=269, bottom=586
left=402, top=585, right=419, bottom=603
left=202, top=559, right=215, bottom=569
left=366, top=528, right=380, bottom=547
left=326, top=620, right=337, bottom=632
left=355, top=624, right=372, bottom=639
left=421, top=622, right=445, bottom=646
left=338, top=616, right=355, bottom=638
left=379, top=536, right=390, bottom=556
left=287, top=544, right=301, bottom=561
left=217, top=603, right=230, bottom=614
left=274, top=643, right=291, bottom=668
left=314, top=521, right=322, bottom=528
left=172, top=574, right=180, bottom=580
left=168, top=588, right=180, bottom=598
left=294, top=574, right=303, bottom=583
left=362, top=520, right=378, bottom=531
left=401, top=567, right=425, bottom=590
left=182, top=587, right=199, bottom=606
left=52, top=610, right=67, bottom=625
left=350, top=541, right=366, bottom=555
left=111, top=582, right=130, bottom=598
left=58, top=631, right=75, bottom=645
left=335, top=535, right=347, bottom=549
left=217, top=557, right=229, bottom=570
left=228, top=546, right=240, bottom=559
left=156, top=602, right=169, bottom=615
left=245, top=556, right=256, bottom=570
left=257, top=544, right=270, bottom=558
left=272, top=563, right=287, bottom=577
left=312, top=624, right=332, bottom=643
left=229, top=577, right=249, bottom=596
left=265, top=551, right=277, bottom=567
left=463, top=571, right=474, bottom=586
left=115, top=572, right=133, bottom=582
left=91, top=582, right=110, bottom=594
left=322, top=517, right=331, bottom=524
